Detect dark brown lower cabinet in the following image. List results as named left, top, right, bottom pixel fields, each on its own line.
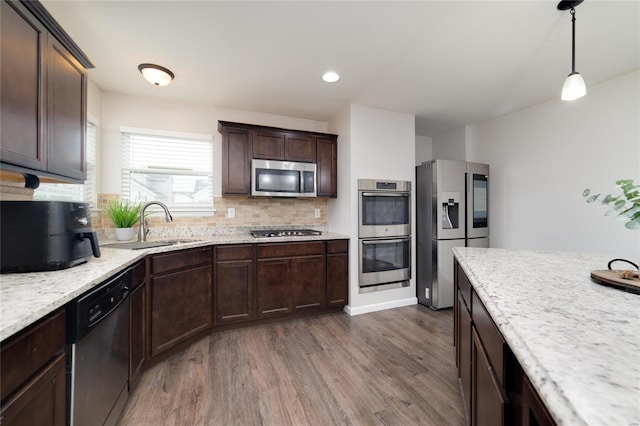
left=257, top=258, right=292, bottom=318
left=256, top=242, right=327, bottom=318
left=215, top=245, right=256, bottom=324
left=454, top=261, right=555, bottom=426
left=150, top=248, right=212, bottom=357
left=0, top=310, right=66, bottom=426
left=457, top=292, right=472, bottom=418
left=129, top=283, right=145, bottom=386
left=326, top=240, right=348, bottom=307
left=292, top=255, right=325, bottom=311
left=472, top=329, right=506, bottom=426
left=0, top=353, right=66, bottom=426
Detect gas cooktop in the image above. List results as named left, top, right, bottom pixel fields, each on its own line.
left=250, top=229, right=322, bottom=238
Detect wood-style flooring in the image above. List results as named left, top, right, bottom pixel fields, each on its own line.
left=119, top=305, right=465, bottom=426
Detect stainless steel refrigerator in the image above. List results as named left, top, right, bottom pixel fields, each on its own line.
left=416, top=159, right=489, bottom=309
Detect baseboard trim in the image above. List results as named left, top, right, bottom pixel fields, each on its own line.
left=344, top=297, right=417, bottom=316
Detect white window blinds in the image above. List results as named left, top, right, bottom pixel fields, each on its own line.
left=34, top=122, right=97, bottom=206
left=121, top=131, right=213, bottom=212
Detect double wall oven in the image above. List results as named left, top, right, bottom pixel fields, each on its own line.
left=358, top=179, right=411, bottom=292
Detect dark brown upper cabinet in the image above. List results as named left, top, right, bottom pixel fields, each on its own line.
left=0, top=0, right=93, bottom=185
left=218, top=121, right=338, bottom=197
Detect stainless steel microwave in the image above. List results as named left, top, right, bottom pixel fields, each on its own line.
left=251, top=159, right=317, bottom=197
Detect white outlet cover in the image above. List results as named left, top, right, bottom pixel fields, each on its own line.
left=314, top=208, right=321, bottom=218
left=228, top=207, right=235, bottom=218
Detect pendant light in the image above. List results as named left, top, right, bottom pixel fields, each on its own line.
left=558, top=0, right=586, bottom=101
left=138, top=63, right=174, bottom=86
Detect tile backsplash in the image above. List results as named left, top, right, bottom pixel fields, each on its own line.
left=96, top=194, right=328, bottom=240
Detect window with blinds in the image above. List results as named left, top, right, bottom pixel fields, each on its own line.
left=121, top=131, right=213, bottom=212
left=34, top=122, right=97, bottom=206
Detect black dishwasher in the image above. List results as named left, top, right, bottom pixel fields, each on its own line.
left=67, top=268, right=131, bottom=426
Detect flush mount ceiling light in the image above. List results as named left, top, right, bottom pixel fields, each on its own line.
left=558, top=0, right=586, bottom=101
left=137, top=63, right=174, bottom=86
left=322, top=71, right=340, bottom=83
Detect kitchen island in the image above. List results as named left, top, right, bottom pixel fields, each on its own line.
left=453, top=247, right=640, bottom=426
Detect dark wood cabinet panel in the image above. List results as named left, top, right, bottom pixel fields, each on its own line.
left=1, top=310, right=65, bottom=401
left=220, top=125, right=251, bottom=195
left=215, top=258, right=256, bottom=324
left=472, top=291, right=505, bottom=385
left=521, top=374, right=555, bottom=426
left=46, top=36, right=86, bottom=180
left=150, top=264, right=212, bottom=356
left=257, top=241, right=324, bottom=259
left=130, top=283, right=145, bottom=387
left=285, top=134, right=316, bottom=163
left=0, top=352, right=66, bottom=426
left=316, top=137, right=337, bottom=197
left=151, top=247, right=211, bottom=275
left=455, top=262, right=555, bottom=426
left=0, top=308, right=66, bottom=426
left=472, top=328, right=507, bottom=426
left=257, top=258, right=292, bottom=318
left=292, top=255, right=325, bottom=311
left=457, top=292, right=472, bottom=419
left=0, top=0, right=46, bottom=172
left=326, top=253, right=348, bottom=307
left=0, top=0, right=90, bottom=183
left=253, top=130, right=285, bottom=160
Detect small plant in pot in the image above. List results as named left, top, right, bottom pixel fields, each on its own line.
left=105, top=200, right=143, bottom=241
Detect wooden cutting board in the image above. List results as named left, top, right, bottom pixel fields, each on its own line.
left=591, top=270, right=640, bottom=295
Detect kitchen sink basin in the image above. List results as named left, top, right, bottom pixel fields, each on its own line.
left=102, top=239, right=200, bottom=250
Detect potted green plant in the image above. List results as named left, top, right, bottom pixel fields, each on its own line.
left=105, top=200, right=143, bottom=241
left=583, top=179, right=640, bottom=230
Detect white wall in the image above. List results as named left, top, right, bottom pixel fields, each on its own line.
left=415, top=134, right=433, bottom=165
left=330, top=105, right=417, bottom=315
left=327, top=105, right=352, bottom=235
left=98, top=92, right=329, bottom=195
left=467, top=71, right=640, bottom=259
left=432, top=126, right=467, bottom=161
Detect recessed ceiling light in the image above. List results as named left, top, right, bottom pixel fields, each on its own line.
left=322, top=71, right=340, bottom=83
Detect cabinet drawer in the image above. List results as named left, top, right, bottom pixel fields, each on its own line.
left=258, top=242, right=324, bottom=259
left=457, top=265, right=472, bottom=310
left=472, top=292, right=505, bottom=385
left=131, top=260, right=145, bottom=290
left=327, top=240, right=348, bottom=254
left=216, top=245, right=255, bottom=262
left=1, top=310, right=65, bottom=401
left=151, top=247, right=211, bottom=275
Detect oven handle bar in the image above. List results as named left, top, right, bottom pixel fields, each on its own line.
left=361, top=237, right=411, bottom=245
left=361, top=192, right=410, bottom=197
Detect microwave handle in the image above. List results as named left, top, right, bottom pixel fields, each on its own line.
left=361, top=237, right=410, bottom=245
left=361, top=192, right=410, bottom=197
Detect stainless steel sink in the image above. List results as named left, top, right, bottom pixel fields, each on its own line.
left=102, top=239, right=200, bottom=250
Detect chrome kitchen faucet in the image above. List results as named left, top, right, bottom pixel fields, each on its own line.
left=138, top=201, right=173, bottom=242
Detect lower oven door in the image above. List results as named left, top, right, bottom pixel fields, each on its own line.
left=359, top=237, right=411, bottom=287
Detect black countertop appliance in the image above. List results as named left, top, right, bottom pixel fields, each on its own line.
left=1, top=201, right=101, bottom=273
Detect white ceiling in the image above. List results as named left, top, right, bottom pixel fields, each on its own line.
left=41, top=0, right=639, bottom=137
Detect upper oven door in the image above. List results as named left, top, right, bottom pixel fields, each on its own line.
left=252, top=159, right=316, bottom=197
left=359, top=191, right=411, bottom=238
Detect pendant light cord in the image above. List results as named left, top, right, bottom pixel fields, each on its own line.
left=570, top=7, right=576, bottom=74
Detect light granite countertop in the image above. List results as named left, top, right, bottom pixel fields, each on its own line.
left=0, top=231, right=348, bottom=342
left=452, top=247, right=640, bottom=426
